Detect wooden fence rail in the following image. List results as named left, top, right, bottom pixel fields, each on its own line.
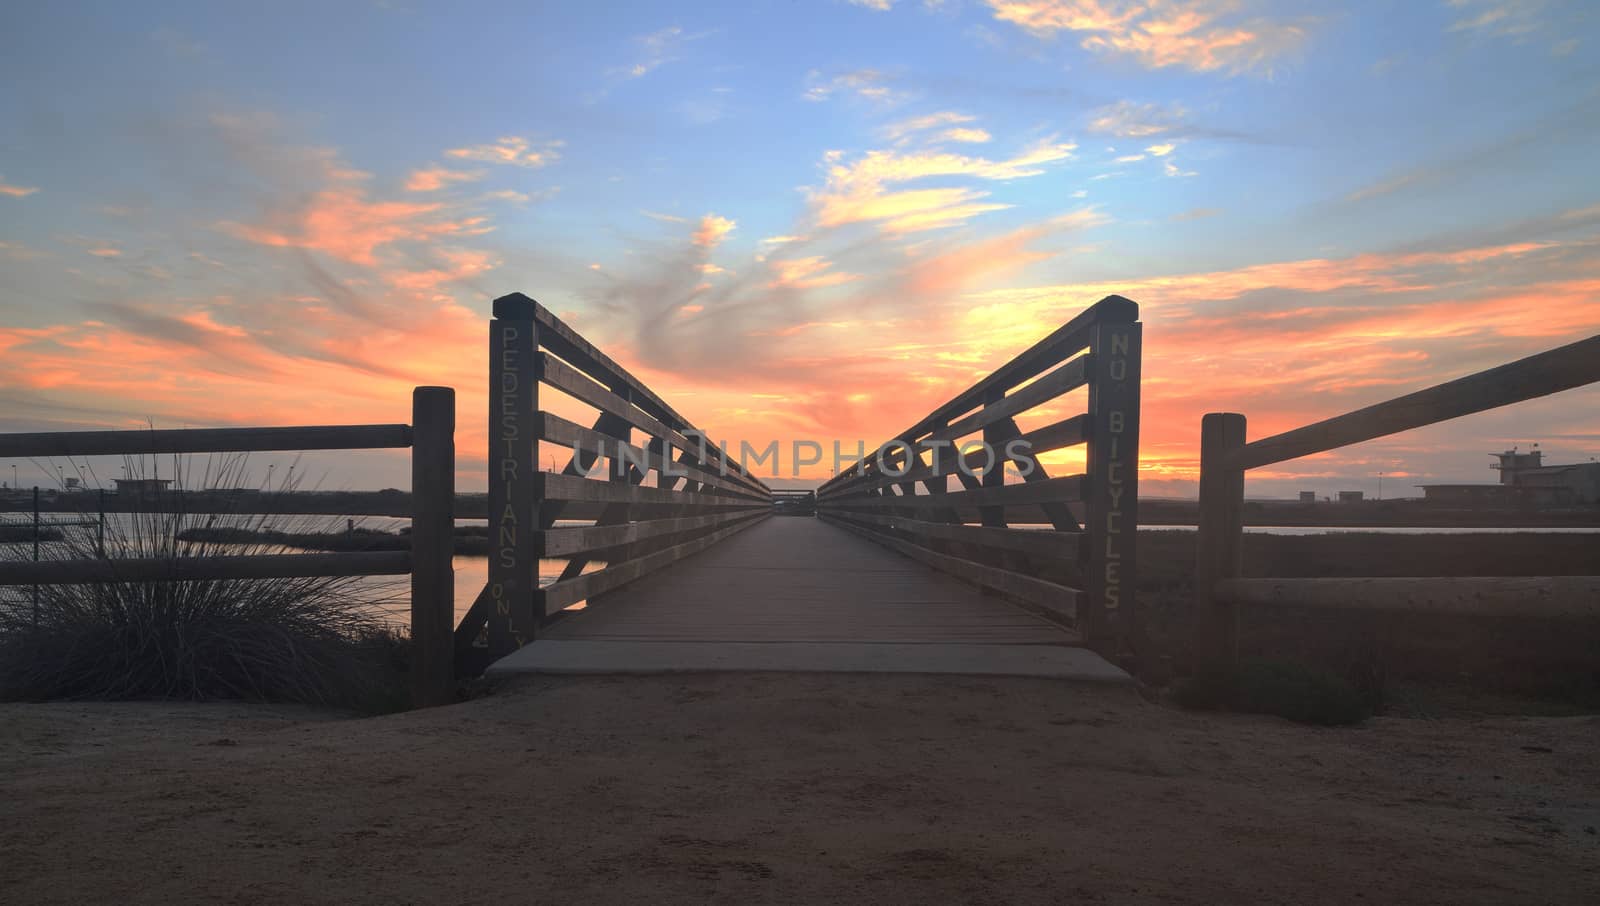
left=814, top=294, right=1142, bottom=653
left=0, top=387, right=457, bottom=707
left=1196, top=332, right=1600, bottom=667
left=454, top=292, right=771, bottom=669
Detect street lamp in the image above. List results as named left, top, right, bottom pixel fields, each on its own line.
left=1378, top=471, right=1384, bottom=500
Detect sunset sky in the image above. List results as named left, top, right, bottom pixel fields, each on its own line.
left=3, top=0, right=1599, bottom=497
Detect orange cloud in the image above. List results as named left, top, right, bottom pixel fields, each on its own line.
left=767, top=256, right=860, bottom=289
left=692, top=214, right=737, bottom=248
left=222, top=188, right=491, bottom=265
left=808, top=139, right=1076, bottom=233
left=444, top=136, right=563, bottom=169
left=0, top=178, right=39, bottom=197
left=404, top=167, right=484, bottom=191
left=989, top=0, right=1309, bottom=76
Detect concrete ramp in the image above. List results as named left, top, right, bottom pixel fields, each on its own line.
left=489, top=518, right=1130, bottom=684
left=489, top=640, right=1128, bottom=681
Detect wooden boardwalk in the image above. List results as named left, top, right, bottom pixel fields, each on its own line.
left=490, top=517, right=1129, bottom=681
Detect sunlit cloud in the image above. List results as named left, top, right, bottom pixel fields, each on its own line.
left=444, top=136, right=563, bottom=169
left=987, top=0, right=1310, bottom=76
left=404, top=166, right=484, bottom=191
left=880, top=111, right=977, bottom=143
left=692, top=214, right=737, bottom=248
left=807, top=138, right=1077, bottom=233
left=0, top=177, right=39, bottom=197
left=221, top=192, right=490, bottom=266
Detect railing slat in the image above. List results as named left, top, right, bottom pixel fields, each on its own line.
left=537, top=472, right=771, bottom=510
left=540, top=511, right=769, bottom=612
left=537, top=412, right=766, bottom=501
left=0, top=424, right=413, bottom=458
left=882, top=294, right=1136, bottom=457
left=821, top=513, right=1082, bottom=625
left=824, top=474, right=1085, bottom=511
left=1216, top=576, right=1600, bottom=619
left=540, top=509, right=767, bottom=557
left=828, top=510, right=1087, bottom=559
left=1229, top=334, right=1600, bottom=472
left=0, top=551, right=411, bottom=586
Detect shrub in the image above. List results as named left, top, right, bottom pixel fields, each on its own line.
left=1173, top=657, right=1370, bottom=726
left=0, top=456, right=412, bottom=711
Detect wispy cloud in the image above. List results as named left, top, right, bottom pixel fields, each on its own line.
left=444, top=136, right=563, bottom=169
left=643, top=210, right=691, bottom=225
left=1087, top=99, right=1188, bottom=137
left=404, top=166, right=484, bottom=192
left=0, top=177, right=39, bottom=198
left=807, top=138, right=1078, bottom=233
left=624, top=25, right=711, bottom=78
left=1447, top=0, right=1546, bottom=38
left=767, top=255, right=860, bottom=289
left=986, top=0, right=1311, bottom=76
left=881, top=111, right=974, bottom=141
left=804, top=68, right=907, bottom=104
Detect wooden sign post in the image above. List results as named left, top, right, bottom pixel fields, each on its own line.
left=486, top=293, right=540, bottom=655
left=1084, top=314, right=1142, bottom=651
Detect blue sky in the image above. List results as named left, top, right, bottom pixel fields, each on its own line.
left=2, top=0, right=1598, bottom=494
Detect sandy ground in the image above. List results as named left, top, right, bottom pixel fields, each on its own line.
left=1, top=674, right=1597, bottom=905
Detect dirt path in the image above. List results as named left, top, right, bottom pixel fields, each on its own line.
left=2, top=675, right=1597, bottom=904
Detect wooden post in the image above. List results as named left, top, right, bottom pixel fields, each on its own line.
left=1196, top=412, right=1247, bottom=670
left=410, top=386, right=455, bottom=708
left=487, top=293, right=540, bottom=656
left=31, top=486, right=40, bottom=626
left=1084, top=318, right=1141, bottom=650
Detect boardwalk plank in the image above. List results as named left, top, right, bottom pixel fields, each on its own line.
left=542, top=517, right=1081, bottom=646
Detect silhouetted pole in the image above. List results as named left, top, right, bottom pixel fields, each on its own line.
left=410, top=386, right=456, bottom=708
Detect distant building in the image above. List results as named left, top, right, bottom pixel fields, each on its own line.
left=1337, top=491, right=1364, bottom=502
left=1417, top=447, right=1600, bottom=507
left=1298, top=491, right=1316, bottom=503
left=114, top=478, right=172, bottom=495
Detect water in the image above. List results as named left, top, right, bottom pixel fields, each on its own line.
left=1, top=513, right=584, bottom=627
left=8, top=513, right=1595, bottom=627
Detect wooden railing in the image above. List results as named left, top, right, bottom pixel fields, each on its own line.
left=0, top=387, right=458, bottom=706
left=1196, top=333, right=1600, bottom=668
left=455, top=292, right=771, bottom=667
left=814, top=294, right=1142, bottom=651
